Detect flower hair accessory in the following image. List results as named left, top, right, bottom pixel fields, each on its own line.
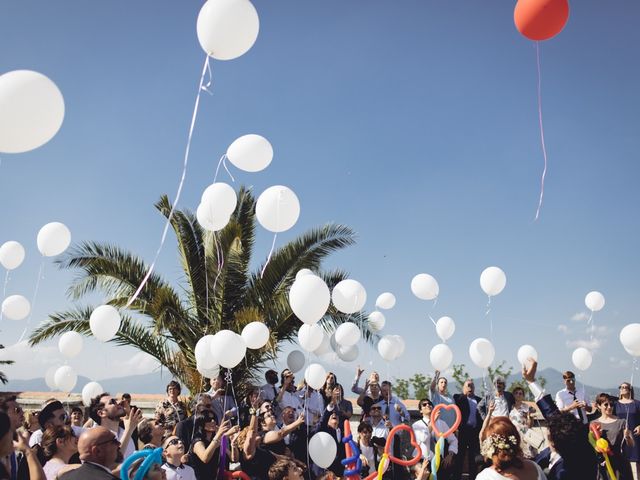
left=480, top=434, right=519, bottom=458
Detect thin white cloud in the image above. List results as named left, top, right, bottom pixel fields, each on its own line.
left=108, top=352, right=161, bottom=377
left=557, top=324, right=570, bottom=334
left=566, top=339, right=602, bottom=350
left=0, top=341, right=61, bottom=378
left=571, top=312, right=589, bottom=322
left=587, top=325, right=610, bottom=336
left=609, top=356, right=631, bottom=369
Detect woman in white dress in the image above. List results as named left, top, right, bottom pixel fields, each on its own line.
left=476, top=417, right=545, bottom=480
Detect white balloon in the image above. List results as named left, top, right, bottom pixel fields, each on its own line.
left=241, top=321, right=270, bottom=349
left=334, top=322, right=361, bottom=347
left=620, top=324, right=640, bottom=356
left=89, top=305, right=121, bottom=342
left=304, top=363, right=326, bottom=390
left=54, top=365, right=77, bottom=392
left=332, top=279, right=367, bottom=314
left=197, top=363, right=221, bottom=379
left=255, top=185, right=300, bottom=233
left=298, top=324, right=324, bottom=352
left=585, top=291, right=605, bottom=312
left=517, top=345, right=538, bottom=367
left=37, top=222, right=71, bottom=257
left=430, top=343, right=453, bottom=371
left=469, top=338, right=495, bottom=369
left=336, top=343, right=359, bottom=362
left=309, top=431, right=337, bottom=468
left=196, top=201, right=231, bottom=232
left=289, top=275, right=330, bottom=324
left=375, top=292, right=396, bottom=310
left=81, top=381, right=104, bottom=406
left=367, top=311, right=386, bottom=332
left=211, top=330, right=246, bottom=369
left=195, top=335, right=218, bottom=368
left=0, top=241, right=25, bottom=270
left=377, top=335, right=398, bottom=362
left=435, top=316, right=456, bottom=342
left=45, top=366, right=58, bottom=390
left=226, top=134, right=273, bottom=172
left=391, top=335, right=406, bottom=358
left=0, top=70, right=65, bottom=154
left=58, top=331, right=84, bottom=358
left=196, top=0, right=259, bottom=60
left=480, top=266, right=507, bottom=297
left=411, top=273, right=439, bottom=300
left=201, top=182, right=237, bottom=215
left=572, top=347, right=592, bottom=371
left=295, top=268, right=314, bottom=281
left=312, top=332, right=331, bottom=356
left=1, top=295, right=30, bottom=320
left=287, top=350, right=306, bottom=373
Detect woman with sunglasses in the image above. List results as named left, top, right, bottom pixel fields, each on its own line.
left=591, top=393, right=634, bottom=480
left=616, top=382, right=640, bottom=479
left=188, top=412, right=236, bottom=480
left=161, top=436, right=196, bottom=480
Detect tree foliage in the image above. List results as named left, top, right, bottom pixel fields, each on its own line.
left=29, top=188, right=374, bottom=394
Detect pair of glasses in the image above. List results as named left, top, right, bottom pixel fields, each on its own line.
left=370, top=407, right=381, bottom=411
left=58, top=413, right=69, bottom=421
left=106, top=398, right=119, bottom=405
left=601, top=402, right=612, bottom=407
left=420, top=403, right=432, bottom=408
left=166, top=438, right=182, bottom=447
left=620, top=385, right=630, bottom=390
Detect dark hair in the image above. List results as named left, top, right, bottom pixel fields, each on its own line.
left=419, top=398, right=433, bottom=408
left=137, top=418, right=154, bottom=444
left=70, top=406, right=83, bottom=415
left=41, top=425, right=75, bottom=459
left=357, top=422, right=372, bottom=433
left=562, top=371, right=575, bottom=380
left=0, top=395, right=18, bottom=413
left=268, top=458, right=305, bottom=480
left=595, top=393, right=614, bottom=406
left=0, top=411, right=10, bottom=439
left=121, top=393, right=131, bottom=402
left=332, top=383, right=345, bottom=398
left=511, top=387, right=525, bottom=396
left=547, top=412, right=597, bottom=476
left=166, top=381, right=181, bottom=395
left=481, top=417, right=522, bottom=472
left=89, top=393, right=111, bottom=424
left=192, top=410, right=218, bottom=441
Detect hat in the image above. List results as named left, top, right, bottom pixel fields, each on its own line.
left=39, top=400, right=64, bottom=429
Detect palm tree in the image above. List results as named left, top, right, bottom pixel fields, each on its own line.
left=28, top=187, right=372, bottom=393
left=0, top=344, right=14, bottom=384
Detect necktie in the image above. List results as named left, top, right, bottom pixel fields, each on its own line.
left=571, top=392, right=585, bottom=422
left=273, top=385, right=277, bottom=399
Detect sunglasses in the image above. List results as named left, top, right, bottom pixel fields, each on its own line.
left=166, top=438, right=182, bottom=447
left=58, top=413, right=69, bottom=421
left=96, top=436, right=120, bottom=447
left=420, top=403, right=432, bottom=408
left=370, top=407, right=382, bottom=411
left=620, top=385, right=630, bottom=390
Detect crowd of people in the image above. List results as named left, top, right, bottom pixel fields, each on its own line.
left=1, top=359, right=639, bottom=480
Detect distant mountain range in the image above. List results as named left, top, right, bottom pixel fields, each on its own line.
left=1, top=372, right=173, bottom=395
left=0, top=366, right=625, bottom=399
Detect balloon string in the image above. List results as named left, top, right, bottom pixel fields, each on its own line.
left=16, top=259, right=45, bottom=344
left=213, top=154, right=235, bottom=184
left=125, top=55, right=211, bottom=309
left=212, top=232, right=224, bottom=298
left=534, top=41, right=548, bottom=222
left=484, top=296, right=493, bottom=343
left=428, top=314, right=437, bottom=328
left=0, top=270, right=8, bottom=322
left=587, top=310, right=595, bottom=343
left=626, top=358, right=638, bottom=429
left=260, top=233, right=278, bottom=279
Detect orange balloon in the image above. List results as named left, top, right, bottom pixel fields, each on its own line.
left=514, top=0, right=569, bottom=41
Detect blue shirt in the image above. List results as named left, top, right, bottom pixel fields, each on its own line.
left=466, top=396, right=478, bottom=428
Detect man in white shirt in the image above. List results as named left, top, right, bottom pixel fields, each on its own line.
left=366, top=402, right=390, bottom=440
left=555, top=370, right=592, bottom=424
left=478, top=376, right=515, bottom=419
left=89, top=393, right=141, bottom=460
left=412, top=398, right=457, bottom=479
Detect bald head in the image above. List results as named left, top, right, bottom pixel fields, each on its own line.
left=78, top=426, right=119, bottom=468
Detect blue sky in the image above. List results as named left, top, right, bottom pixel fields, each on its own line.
left=1, top=0, right=639, bottom=393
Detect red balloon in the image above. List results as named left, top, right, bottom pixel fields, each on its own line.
left=514, top=0, right=570, bottom=41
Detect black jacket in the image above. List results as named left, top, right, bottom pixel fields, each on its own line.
left=58, top=462, right=119, bottom=480
left=453, top=393, right=483, bottom=429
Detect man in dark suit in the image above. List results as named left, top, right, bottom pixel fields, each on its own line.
left=478, top=376, right=516, bottom=420
left=59, top=426, right=120, bottom=479
left=453, top=379, right=483, bottom=480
